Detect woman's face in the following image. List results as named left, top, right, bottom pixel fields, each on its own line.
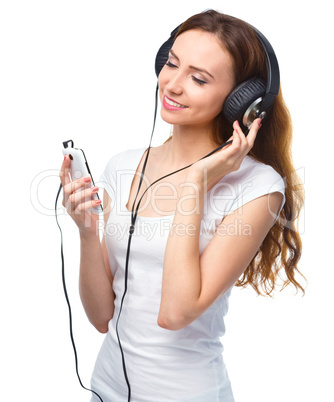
left=159, top=29, right=236, bottom=131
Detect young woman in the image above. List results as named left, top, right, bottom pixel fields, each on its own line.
left=60, top=10, right=304, bottom=402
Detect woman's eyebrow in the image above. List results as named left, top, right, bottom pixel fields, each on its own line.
left=169, top=49, right=215, bottom=79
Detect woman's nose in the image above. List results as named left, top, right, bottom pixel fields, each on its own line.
left=165, top=71, right=184, bottom=95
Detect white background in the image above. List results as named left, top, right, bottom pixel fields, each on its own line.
left=1, top=0, right=333, bottom=401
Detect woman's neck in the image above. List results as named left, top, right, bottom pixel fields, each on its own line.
left=162, top=124, right=218, bottom=169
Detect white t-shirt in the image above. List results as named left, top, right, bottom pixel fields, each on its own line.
left=91, top=147, right=285, bottom=402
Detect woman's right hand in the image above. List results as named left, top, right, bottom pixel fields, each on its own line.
left=59, top=154, right=102, bottom=236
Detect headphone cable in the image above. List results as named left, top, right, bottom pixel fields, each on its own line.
left=117, top=83, right=236, bottom=401
left=55, top=183, right=104, bottom=402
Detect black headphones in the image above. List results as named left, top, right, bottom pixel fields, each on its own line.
left=155, top=22, right=280, bottom=132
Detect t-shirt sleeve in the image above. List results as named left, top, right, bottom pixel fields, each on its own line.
left=98, top=153, right=120, bottom=200
left=225, top=158, right=286, bottom=221
left=97, top=147, right=146, bottom=204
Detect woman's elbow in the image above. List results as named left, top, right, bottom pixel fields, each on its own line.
left=95, top=323, right=109, bottom=334
left=157, top=312, right=192, bottom=331
left=89, top=321, right=107, bottom=333
left=90, top=316, right=111, bottom=334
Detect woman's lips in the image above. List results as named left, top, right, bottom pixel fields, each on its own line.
left=162, top=95, right=188, bottom=111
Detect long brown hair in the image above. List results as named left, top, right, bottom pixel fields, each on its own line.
left=167, top=10, right=305, bottom=296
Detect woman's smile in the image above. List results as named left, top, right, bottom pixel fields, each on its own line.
left=162, top=95, right=188, bottom=110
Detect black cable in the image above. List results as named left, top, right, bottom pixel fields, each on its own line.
left=55, top=183, right=104, bottom=402
left=133, top=139, right=236, bottom=213
left=114, top=230, right=133, bottom=401
left=114, top=84, right=159, bottom=401
left=116, top=83, right=239, bottom=401
left=116, top=140, right=234, bottom=401
left=130, top=139, right=233, bottom=219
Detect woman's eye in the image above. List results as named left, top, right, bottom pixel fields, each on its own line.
left=165, top=60, right=207, bottom=86
left=166, top=60, right=177, bottom=68
left=192, top=76, right=207, bottom=86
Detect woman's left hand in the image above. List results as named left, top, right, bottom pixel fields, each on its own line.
left=188, top=117, right=262, bottom=190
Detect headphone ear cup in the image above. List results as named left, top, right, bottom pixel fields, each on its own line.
left=222, top=77, right=266, bottom=129
left=155, top=25, right=181, bottom=77
left=155, top=36, right=174, bottom=77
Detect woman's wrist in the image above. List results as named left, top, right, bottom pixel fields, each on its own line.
left=79, top=227, right=101, bottom=243
left=185, top=166, right=206, bottom=189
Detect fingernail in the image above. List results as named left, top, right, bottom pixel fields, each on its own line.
left=91, top=186, right=99, bottom=193
left=84, top=177, right=91, bottom=183
left=95, top=199, right=102, bottom=205
left=69, top=154, right=73, bottom=160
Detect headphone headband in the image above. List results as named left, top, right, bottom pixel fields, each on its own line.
left=250, top=25, right=280, bottom=113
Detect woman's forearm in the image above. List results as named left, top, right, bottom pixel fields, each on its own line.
left=79, top=232, right=115, bottom=333
left=158, top=171, right=205, bottom=330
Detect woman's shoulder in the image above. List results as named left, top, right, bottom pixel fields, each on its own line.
left=210, top=155, right=286, bottom=211
left=206, top=156, right=286, bottom=218
left=104, top=147, right=147, bottom=171
left=228, top=155, right=284, bottom=186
